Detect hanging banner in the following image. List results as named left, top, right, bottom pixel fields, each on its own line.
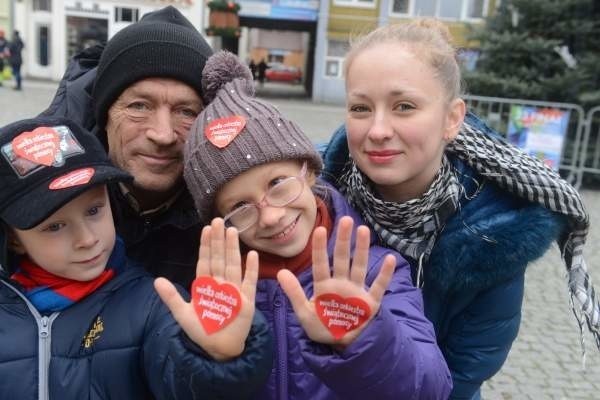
left=507, top=105, right=570, bottom=170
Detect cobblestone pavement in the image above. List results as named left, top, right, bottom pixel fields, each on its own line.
left=2, top=80, right=599, bottom=399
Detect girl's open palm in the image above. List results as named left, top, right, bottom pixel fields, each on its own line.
left=277, top=216, right=396, bottom=347
left=155, top=218, right=258, bottom=361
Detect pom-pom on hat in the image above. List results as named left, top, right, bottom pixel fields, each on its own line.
left=92, top=6, right=213, bottom=131
left=183, top=51, right=322, bottom=224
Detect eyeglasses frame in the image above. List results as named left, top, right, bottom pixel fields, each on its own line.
left=222, top=161, right=309, bottom=233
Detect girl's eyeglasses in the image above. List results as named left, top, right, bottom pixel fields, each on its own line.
left=223, top=162, right=308, bottom=233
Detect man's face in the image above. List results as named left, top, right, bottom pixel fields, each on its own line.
left=105, top=78, right=203, bottom=201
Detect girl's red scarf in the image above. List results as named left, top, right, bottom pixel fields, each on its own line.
left=246, top=198, right=333, bottom=279
left=11, top=257, right=115, bottom=313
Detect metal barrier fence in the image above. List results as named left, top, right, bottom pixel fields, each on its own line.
left=579, top=106, right=600, bottom=187
left=463, top=95, right=586, bottom=187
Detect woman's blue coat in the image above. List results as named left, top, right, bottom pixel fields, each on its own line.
left=320, top=113, right=566, bottom=399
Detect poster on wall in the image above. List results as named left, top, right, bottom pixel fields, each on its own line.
left=507, top=105, right=571, bottom=170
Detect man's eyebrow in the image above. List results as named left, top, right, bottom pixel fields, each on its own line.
left=119, top=90, right=202, bottom=106
left=119, top=89, right=153, bottom=100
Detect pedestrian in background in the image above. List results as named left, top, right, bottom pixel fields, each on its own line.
left=257, top=59, right=267, bottom=85
left=9, top=30, right=24, bottom=91
left=249, top=59, right=257, bottom=80
left=321, top=19, right=599, bottom=400
left=0, top=29, right=9, bottom=87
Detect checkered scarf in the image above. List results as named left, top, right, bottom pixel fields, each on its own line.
left=339, top=120, right=600, bottom=358
left=340, top=156, right=463, bottom=286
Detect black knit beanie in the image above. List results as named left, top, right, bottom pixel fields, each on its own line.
left=92, top=6, right=213, bottom=130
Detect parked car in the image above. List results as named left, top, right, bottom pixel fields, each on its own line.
left=265, top=63, right=302, bottom=83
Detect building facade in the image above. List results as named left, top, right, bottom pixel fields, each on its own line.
left=0, top=0, right=11, bottom=36
left=12, top=0, right=204, bottom=81
left=312, top=0, right=500, bottom=104
left=5, top=0, right=498, bottom=104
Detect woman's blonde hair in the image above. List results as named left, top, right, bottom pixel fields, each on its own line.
left=344, top=19, right=463, bottom=102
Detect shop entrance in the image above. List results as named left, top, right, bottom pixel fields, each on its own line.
left=240, top=17, right=316, bottom=97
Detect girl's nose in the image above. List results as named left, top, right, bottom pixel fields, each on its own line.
left=256, top=205, right=286, bottom=229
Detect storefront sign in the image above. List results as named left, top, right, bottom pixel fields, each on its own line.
left=239, top=0, right=319, bottom=21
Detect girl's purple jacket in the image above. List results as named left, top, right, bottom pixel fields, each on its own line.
left=252, top=184, right=452, bottom=399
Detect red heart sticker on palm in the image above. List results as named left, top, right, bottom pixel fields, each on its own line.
left=315, top=294, right=371, bottom=340
left=191, top=276, right=242, bottom=335
left=12, top=127, right=60, bottom=166
left=205, top=115, right=246, bottom=148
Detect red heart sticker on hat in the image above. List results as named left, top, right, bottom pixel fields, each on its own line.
left=191, top=276, right=242, bottom=335
left=315, top=294, right=371, bottom=340
left=12, top=127, right=60, bottom=166
left=49, top=168, right=95, bottom=190
left=205, top=115, right=246, bottom=148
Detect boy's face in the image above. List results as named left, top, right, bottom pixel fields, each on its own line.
left=12, top=185, right=116, bottom=281
left=216, top=160, right=318, bottom=258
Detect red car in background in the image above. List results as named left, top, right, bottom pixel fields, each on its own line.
left=265, top=63, right=302, bottom=84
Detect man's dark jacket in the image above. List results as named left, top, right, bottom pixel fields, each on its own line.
left=40, top=46, right=201, bottom=288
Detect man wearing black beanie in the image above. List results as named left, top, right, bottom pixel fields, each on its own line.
left=40, top=6, right=214, bottom=288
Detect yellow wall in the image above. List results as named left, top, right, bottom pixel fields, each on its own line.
left=327, top=0, right=498, bottom=47
left=328, top=1, right=379, bottom=39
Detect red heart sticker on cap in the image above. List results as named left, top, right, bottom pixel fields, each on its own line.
left=315, top=294, right=371, bottom=340
left=191, top=276, right=242, bottom=335
left=12, top=127, right=60, bottom=166
left=204, top=115, right=246, bottom=148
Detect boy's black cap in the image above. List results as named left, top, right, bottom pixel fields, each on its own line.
left=0, top=116, right=131, bottom=230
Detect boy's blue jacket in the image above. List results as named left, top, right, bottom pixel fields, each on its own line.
left=320, top=113, right=567, bottom=399
left=0, top=239, right=273, bottom=399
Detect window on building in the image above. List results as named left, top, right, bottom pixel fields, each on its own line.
left=325, top=60, right=341, bottom=78
left=466, top=0, right=486, bottom=19
left=333, top=0, right=376, bottom=9
left=413, top=0, right=435, bottom=16
left=324, top=40, right=348, bottom=79
left=391, top=0, right=410, bottom=14
left=439, top=0, right=462, bottom=19
left=391, top=0, right=487, bottom=20
left=38, top=25, right=50, bottom=66
left=33, top=0, right=52, bottom=11
left=115, top=7, right=140, bottom=23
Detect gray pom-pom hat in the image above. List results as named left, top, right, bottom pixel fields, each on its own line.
left=183, top=51, right=322, bottom=224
